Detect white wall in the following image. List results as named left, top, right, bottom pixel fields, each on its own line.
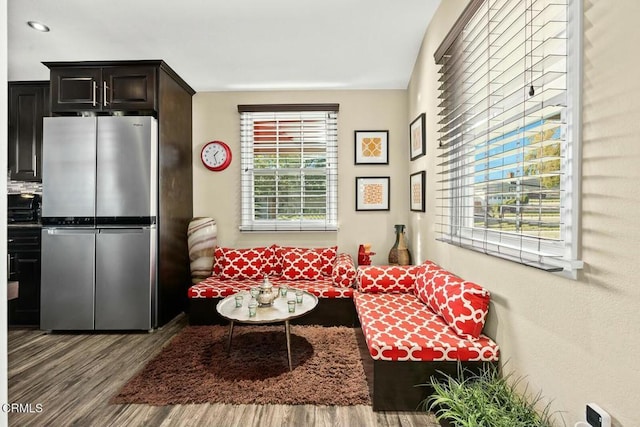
left=192, top=90, right=409, bottom=263
left=408, top=0, right=640, bottom=425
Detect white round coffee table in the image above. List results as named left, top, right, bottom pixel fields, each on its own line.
left=216, top=289, right=318, bottom=371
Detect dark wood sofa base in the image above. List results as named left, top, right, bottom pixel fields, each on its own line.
left=188, top=297, right=357, bottom=327
left=371, top=360, right=498, bottom=412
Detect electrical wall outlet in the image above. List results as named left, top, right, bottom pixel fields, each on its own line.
left=586, top=403, right=611, bottom=427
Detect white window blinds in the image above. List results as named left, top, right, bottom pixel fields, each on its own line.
left=435, top=0, right=583, bottom=275
left=239, top=104, right=339, bottom=232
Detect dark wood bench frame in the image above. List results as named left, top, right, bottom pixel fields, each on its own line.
left=188, top=297, right=357, bottom=327
left=371, top=360, right=498, bottom=411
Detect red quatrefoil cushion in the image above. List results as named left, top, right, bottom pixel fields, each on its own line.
left=413, top=260, right=449, bottom=313
left=313, top=246, right=338, bottom=276
left=276, top=246, right=337, bottom=277
left=357, top=265, right=419, bottom=293
left=434, top=279, right=490, bottom=340
left=281, top=248, right=324, bottom=280
left=332, top=253, right=357, bottom=287
left=215, top=247, right=264, bottom=280
left=414, top=261, right=490, bottom=339
left=261, top=244, right=281, bottom=276
left=354, top=292, right=499, bottom=362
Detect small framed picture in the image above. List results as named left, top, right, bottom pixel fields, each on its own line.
left=410, top=171, right=426, bottom=212
left=354, top=130, right=389, bottom=165
left=410, top=113, right=426, bottom=160
left=355, top=176, right=390, bottom=211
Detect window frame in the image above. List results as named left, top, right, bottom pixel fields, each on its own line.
left=434, top=0, right=583, bottom=278
left=238, top=104, right=339, bottom=232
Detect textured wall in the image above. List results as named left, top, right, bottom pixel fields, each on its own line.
left=408, top=0, right=640, bottom=425
left=192, top=90, right=409, bottom=263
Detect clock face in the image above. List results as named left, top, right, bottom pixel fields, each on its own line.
left=201, top=141, right=232, bottom=171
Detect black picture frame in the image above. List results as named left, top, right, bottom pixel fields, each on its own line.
left=355, top=176, right=390, bottom=211
left=410, top=171, right=426, bottom=212
left=410, top=113, right=426, bottom=161
left=354, top=130, right=389, bottom=165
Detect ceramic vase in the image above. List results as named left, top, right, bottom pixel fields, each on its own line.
left=187, top=217, right=217, bottom=283
left=388, top=224, right=412, bottom=265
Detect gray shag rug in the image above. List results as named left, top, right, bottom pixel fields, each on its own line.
left=112, top=325, right=371, bottom=406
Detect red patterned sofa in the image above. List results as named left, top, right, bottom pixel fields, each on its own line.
left=187, top=245, right=358, bottom=326
left=354, top=261, right=500, bottom=411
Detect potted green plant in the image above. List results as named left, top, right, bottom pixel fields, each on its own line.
left=421, top=365, right=561, bottom=427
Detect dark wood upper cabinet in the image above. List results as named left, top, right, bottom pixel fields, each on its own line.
left=49, top=67, right=101, bottom=112
left=103, top=66, right=156, bottom=111
left=8, top=81, right=50, bottom=181
left=46, top=62, right=160, bottom=114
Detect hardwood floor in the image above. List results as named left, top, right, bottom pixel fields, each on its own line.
left=7, top=315, right=439, bottom=427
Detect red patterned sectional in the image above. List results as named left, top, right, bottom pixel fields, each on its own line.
left=187, top=245, right=357, bottom=325
left=354, top=264, right=499, bottom=362
left=188, top=251, right=499, bottom=411
left=188, top=245, right=356, bottom=299
left=354, top=262, right=499, bottom=411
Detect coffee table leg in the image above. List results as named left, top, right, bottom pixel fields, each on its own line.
left=285, top=320, right=292, bottom=371
left=226, top=320, right=235, bottom=353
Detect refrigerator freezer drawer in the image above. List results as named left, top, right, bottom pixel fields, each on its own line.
left=95, top=227, right=155, bottom=330
left=40, top=228, right=96, bottom=330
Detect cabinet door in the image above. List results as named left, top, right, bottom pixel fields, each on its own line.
left=50, top=67, right=102, bottom=112
left=8, top=252, right=41, bottom=326
left=8, top=82, right=50, bottom=181
left=103, top=66, right=156, bottom=112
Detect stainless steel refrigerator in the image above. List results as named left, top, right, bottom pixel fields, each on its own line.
left=41, top=116, right=157, bottom=331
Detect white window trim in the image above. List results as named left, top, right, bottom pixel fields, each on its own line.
left=238, top=106, right=339, bottom=232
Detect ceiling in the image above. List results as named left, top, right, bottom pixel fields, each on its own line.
left=8, top=0, right=441, bottom=92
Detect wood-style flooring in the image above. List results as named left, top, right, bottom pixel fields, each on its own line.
left=7, top=315, right=439, bottom=427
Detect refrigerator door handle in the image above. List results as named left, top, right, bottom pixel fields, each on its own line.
left=45, top=228, right=97, bottom=235
left=99, top=227, right=150, bottom=234
left=92, top=81, right=97, bottom=107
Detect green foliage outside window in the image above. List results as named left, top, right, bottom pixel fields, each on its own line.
left=253, top=153, right=327, bottom=221
left=524, top=128, right=561, bottom=190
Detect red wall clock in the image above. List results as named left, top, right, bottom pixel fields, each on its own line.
left=201, top=140, right=232, bottom=171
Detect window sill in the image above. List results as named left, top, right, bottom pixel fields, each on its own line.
left=239, top=225, right=339, bottom=233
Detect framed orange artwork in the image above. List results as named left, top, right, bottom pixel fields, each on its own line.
left=410, top=113, right=426, bottom=161
left=410, top=171, right=425, bottom=212
left=354, top=130, right=389, bottom=165
left=355, top=176, right=390, bottom=211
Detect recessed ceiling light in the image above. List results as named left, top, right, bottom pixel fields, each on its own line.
left=27, top=21, right=50, bottom=32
